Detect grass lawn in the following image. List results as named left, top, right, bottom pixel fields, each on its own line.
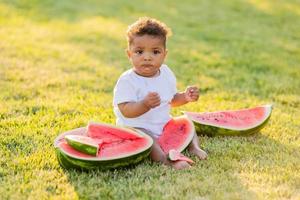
left=0, top=0, right=299, bottom=199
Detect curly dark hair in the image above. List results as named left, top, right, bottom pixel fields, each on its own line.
left=127, top=17, right=172, bottom=47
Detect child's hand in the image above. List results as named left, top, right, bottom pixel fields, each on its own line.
left=142, top=92, right=161, bottom=109
left=184, top=86, right=199, bottom=102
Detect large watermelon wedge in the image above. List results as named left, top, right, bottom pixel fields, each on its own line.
left=184, top=104, right=272, bottom=136
left=54, top=122, right=153, bottom=170
left=158, top=116, right=195, bottom=153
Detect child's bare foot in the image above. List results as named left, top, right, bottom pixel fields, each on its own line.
left=171, top=160, right=191, bottom=170
left=189, top=147, right=208, bottom=160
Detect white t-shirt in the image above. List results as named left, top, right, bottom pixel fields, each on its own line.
left=113, top=64, right=177, bottom=137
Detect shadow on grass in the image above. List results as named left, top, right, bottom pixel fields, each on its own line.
left=2, top=0, right=300, bottom=98
left=1, top=0, right=179, bottom=23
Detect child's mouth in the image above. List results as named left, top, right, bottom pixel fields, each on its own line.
left=142, top=64, right=153, bottom=68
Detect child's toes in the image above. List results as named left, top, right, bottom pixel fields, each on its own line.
left=190, top=148, right=208, bottom=160
left=172, top=160, right=191, bottom=170
left=197, top=149, right=208, bottom=160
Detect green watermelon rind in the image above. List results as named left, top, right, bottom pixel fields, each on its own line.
left=55, top=145, right=151, bottom=170
left=185, top=105, right=273, bottom=136
left=65, top=135, right=99, bottom=156
left=193, top=114, right=271, bottom=136
left=54, top=126, right=153, bottom=170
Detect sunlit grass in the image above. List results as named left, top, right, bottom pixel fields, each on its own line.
left=248, top=0, right=300, bottom=15
left=0, top=0, right=299, bottom=199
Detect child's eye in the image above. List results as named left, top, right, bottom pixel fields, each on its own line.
left=153, top=50, right=161, bottom=54
left=135, top=50, right=143, bottom=54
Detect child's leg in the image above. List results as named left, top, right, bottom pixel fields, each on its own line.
left=149, top=140, right=168, bottom=163
left=188, top=134, right=208, bottom=160
left=136, top=128, right=191, bottom=169
left=151, top=139, right=191, bottom=170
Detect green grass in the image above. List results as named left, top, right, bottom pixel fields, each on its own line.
left=0, top=0, right=299, bottom=199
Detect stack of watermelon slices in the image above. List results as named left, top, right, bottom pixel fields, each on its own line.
left=54, top=122, right=154, bottom=170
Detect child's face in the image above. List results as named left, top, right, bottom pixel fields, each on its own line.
left=127, top=34, right=168, bottom=77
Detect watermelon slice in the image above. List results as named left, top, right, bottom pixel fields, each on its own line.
left=184, top=104, right=272, bottom=136
left=158, top=116, right=195, bottom=153
left=54, top=122, right=153, bottom=170
left=65, top=135, right=101, bottom=156
left=168, top=149, right=194, bottom=164
left=87, top=121, right=142, bottom=141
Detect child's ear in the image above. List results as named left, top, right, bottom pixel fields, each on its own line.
left=126, top=49, right=132, bottom=59
left=164, top=49, right=168, bottom=58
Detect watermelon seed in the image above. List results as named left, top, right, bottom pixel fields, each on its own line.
left=179, top=125, right=185, bottom=131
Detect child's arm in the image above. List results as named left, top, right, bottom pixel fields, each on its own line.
left=118, top=92, right=161, bottom=118
left=171, top=86, right=199, bottom=107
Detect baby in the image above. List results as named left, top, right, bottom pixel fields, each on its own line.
left=113, top=17, right=207, bottom=170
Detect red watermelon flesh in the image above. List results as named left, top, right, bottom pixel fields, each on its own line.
left=98, top=138, right=149, bottom=159
left=158, top=116, right=195, bottom=153
left=87, top=122, right=142, bottom=143
left=185, top=105, right=272, bottom=130
left=58, top=137, right=149, bottom=159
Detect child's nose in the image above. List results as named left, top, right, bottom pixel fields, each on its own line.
left=143, top=52, right=152, bottom=60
